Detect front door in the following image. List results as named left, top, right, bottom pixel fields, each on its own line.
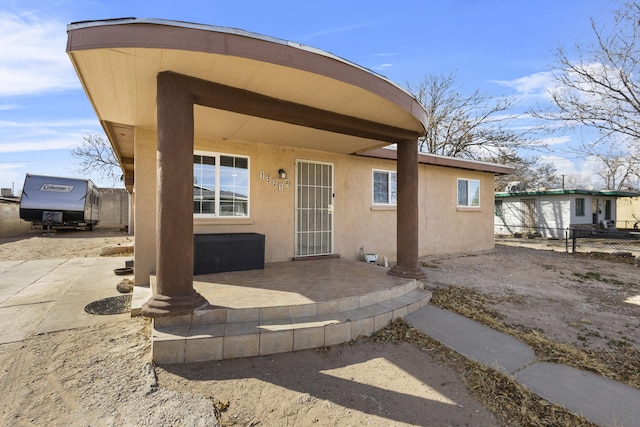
left=295, top=160, right=334, bottom=257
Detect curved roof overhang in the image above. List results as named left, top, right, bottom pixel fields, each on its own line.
left=66, top=19, right=427, bottom=190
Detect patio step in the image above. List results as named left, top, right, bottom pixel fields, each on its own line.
left=150, top=283, right=431, bottom=364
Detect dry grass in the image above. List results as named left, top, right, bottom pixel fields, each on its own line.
left=430, top=285, right=640, bottom=390
left=371, top=319, right=596, bottom=427
left=365, top=283, right=639, bottom=425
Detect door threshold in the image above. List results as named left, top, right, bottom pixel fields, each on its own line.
left=292, top=254, right=341, bottom=261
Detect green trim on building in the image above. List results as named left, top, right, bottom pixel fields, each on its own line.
left=495, top=189, right=640, bottom=198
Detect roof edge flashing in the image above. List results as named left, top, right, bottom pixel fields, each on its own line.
left=68, top=17, right=287, bottom=46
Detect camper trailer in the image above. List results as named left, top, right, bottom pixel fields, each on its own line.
left=19, top=174, right=101, bottom=230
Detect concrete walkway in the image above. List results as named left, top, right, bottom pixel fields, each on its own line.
left=0, top=258, right=132, bottom=344
left=406, top=305, right=640, bottom=427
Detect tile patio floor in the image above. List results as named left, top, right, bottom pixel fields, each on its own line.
left=147, top=258, right=431, bottom=363
left=190, top=258, right=414, bottom=309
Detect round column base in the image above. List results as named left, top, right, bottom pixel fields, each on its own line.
left=388, top=264, right=427, bottom=280
left=141, top=291, right=209, bottom=318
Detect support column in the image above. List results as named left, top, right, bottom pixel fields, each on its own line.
left=388, top=139, right=426, bottom=279
left=133, top=128, right=156, bottom=287
left=142, top=73, right=208, bottom=317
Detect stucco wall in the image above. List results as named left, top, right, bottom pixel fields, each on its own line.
left=0, top=199, right=33, bottom=237
left=132, top=133, right=499, bottom=283
left=420, top=165, right=496, bottom=255
left=190, top=137, right=497, bottom=262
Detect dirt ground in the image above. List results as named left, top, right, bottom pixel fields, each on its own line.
left=421, top=244, right=640, bottom=356
left=1, top=229, right=639, bottom=426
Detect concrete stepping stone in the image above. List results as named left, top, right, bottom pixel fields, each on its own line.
left=517, top=362, right=640, bottom=427
left=405, top=305, right=536, bottom=374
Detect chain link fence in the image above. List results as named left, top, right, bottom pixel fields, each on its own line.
left=495, top=224, right=640, bottom=258
left=570, top=228, right=640, bottom=258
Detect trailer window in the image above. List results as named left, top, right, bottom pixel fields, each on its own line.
left=194, top=152, right=249, bottom=217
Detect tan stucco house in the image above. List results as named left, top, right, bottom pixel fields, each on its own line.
left=67, top=18, right=511, bottom=319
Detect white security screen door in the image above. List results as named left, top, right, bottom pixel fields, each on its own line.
left=295, top=160, right=334, bottom=257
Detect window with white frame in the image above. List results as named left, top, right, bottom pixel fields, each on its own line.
left=193, top=152, right=249, bottom=217
left=457, top=178, right=480, bottom=207
left=372, top=170, right=397, bottom=205
left=575, top=198, right=585, bottom=217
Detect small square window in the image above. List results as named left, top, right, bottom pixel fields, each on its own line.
left=372, top=170, right=397, bottom=205
left=458, top=179, right=480, bottom=207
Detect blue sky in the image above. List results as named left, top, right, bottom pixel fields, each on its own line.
left=0, top=0, right=619, bottom=193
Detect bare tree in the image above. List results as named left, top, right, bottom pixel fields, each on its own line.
left=493, top=152, right=562, bottom=191
left=564, top=173, right=592, bottom=189
left=591, top=142, right=639, bottom=189
left=70, top=134, right=121, bottom=185
left=546, top=2, right=640, bottom=140
left=537, top=1, right=640, bottom=188
left=406, top=72, right=535, bottom=160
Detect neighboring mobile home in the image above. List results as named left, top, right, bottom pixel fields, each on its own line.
left=67, top=18, right=512, bottom=319
left=494, top=189, right=640, bottom=238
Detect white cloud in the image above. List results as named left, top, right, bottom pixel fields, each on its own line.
left=303, top=21, right=378, bottom=40
left=0, top=162, right=27, bottom=191
left=537, top=135, right=571, bottom=146
left=538, top=154, right=604, bottom=188
left=0, top=162, right=26, bottom=171
left=0, top=104, right=20, bottom=111
left=373, top=63, right=394, bottom=71
left=0, top=119, right=98, bottom=129
left=538, top=155, right=579, bottom=175
left=549, top=62, right=629, bottom=111
left=0, top=118, right=100, bottom=154
left=0, top=11, right=79, bottom=96
left=493, top=71, right=556, bottom=99
left=0, top=139, right=78, bottom=153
